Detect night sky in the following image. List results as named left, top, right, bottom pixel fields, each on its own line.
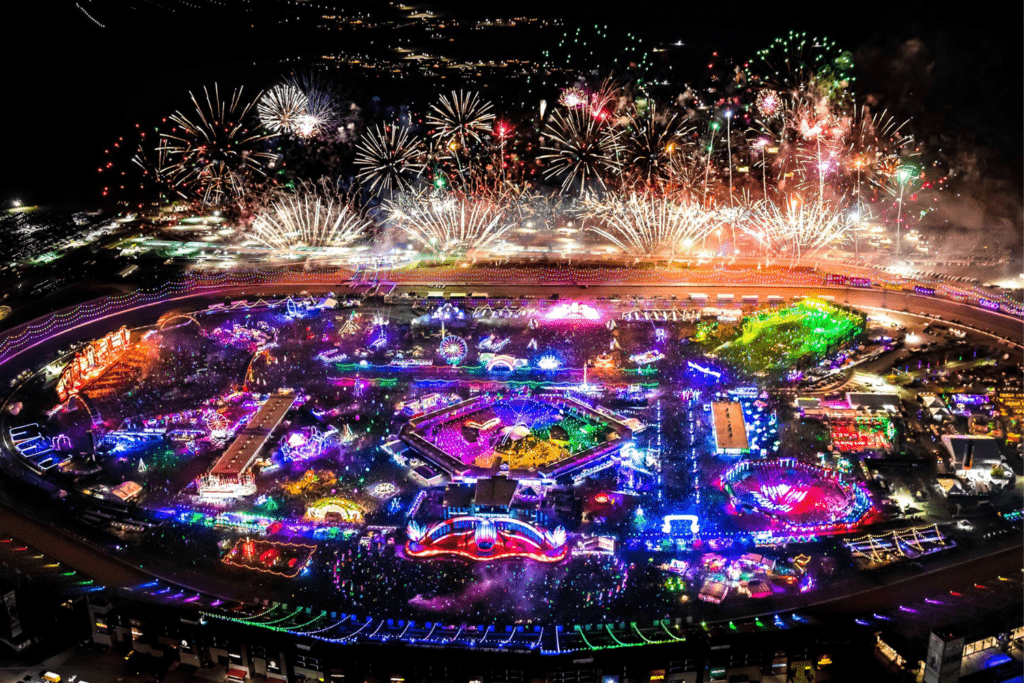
left=4, top=1, right=1021, bottom=214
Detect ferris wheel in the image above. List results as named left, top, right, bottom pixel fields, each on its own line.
left=205, top=412, right=229, bottom=434
left=438, top=335, right=468, bottom=366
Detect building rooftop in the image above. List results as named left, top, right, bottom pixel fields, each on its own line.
left=442, top=484, right=474, bottom=509
left=474, top=476, right=518, bottom=508
left=711, top=402, right=749, bottom=453
left=210, top=393, right=295, bottom=478
left=847, top=392, right=902, bottom=412
left=940, top=435, right=1002, bottom=467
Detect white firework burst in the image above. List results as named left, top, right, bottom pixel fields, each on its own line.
left=259, top=79, right=338, bottom=138
left=744, top=196, right=852, bottom=258
left=384, top=190, right=510, bottom=256
left=426, top=91, right=496, bottom=148
left=354, top=125, right=425, bottom=194
left=249, top=180, right=369, bottom=250
left=286, top=73, right=339, bottom=138
left=158, top=84, right=277, bottom=205
left=844, top=105, right=917, bottom=195
left=580, top=193, right=723, bottom=257
left=540, top=108, right=623, bottom=192
left=258, top=84, right=308, bottom=135
left=756, top=89, right=783, bottom=118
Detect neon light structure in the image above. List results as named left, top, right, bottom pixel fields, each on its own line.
left=197, top=392, right=296, bottom=500
left=438, top=335, right=468, bottom=366
left=661, top=514, right=700, bottom=535
left=202, top=604, right=687, bottom=653
left=688, top=361, right=722, bottom=379
left=431, top=303, right=464, bottom=321
left=305, top=497, right=363, bottom=524
left=396, top=393, right=460, bottom=416
left=711, top=299, right=865, bottom=372
left=405, top=515, right=568, bottom=562
left=202, top=324, right=270, bottom=352
left=368, top=325, right=388, bottom=350
left=477, top=334, right=510, bottom=352
left=282, top=427, right=336, bottom=461
left=843, top=524, right=954, bottom=568
left=721, top=459, right=872, bottom=532
left=7, top=266, right=1015, bottom=631
left=546, top=302, right=600, bottom=321
left=399, top=391, right=632, bottom=478
left=829, top=416, right=894, bottom=452
left=629, top=350, right=665, bottom=365
left=223, top=538, right=317, bottom=577
left=751, top=484, right=808, bottom=512
left=536, top=355, right=561, bottom=371
left=205, top=411, right=229, bottom=434
left=370, top=482, right=397, bottom=499
left=479, top=353, right=528, bottom=372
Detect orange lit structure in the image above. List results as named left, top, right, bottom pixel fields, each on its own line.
left=56, top=327, right=132, bottom=402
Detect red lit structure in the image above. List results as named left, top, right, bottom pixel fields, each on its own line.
left=223, top=538, right=316, bottom=577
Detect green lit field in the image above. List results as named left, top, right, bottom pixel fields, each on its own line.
left=706, top=299, right=865, bottom=373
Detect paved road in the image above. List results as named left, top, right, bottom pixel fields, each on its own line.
left=806, top=543, right=1024, bottom=616
left=0, top=501, right=149, bottom=588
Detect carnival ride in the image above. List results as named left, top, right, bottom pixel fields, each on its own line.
left=399, top=392, right=635, bottom=477
left=721, top=458, right=874, bottom=532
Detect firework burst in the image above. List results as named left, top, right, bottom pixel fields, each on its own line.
left=540, top=108, right=623, bottom=192
left=559, top=87, right=588, bottom=110
left=99, top=123, right=179, bottom=208
left=384, top=190, right=510, bottom=256
left=426, top=91, right=496, bottom=148
left=660, top=148, right=709, bottom=203
left=770, top=92, right=847, bottom=203
left=130, top=143, right=170, bottom=189
left=248, top=179, right=369, bottom=250
left=622, top=106, right=694, bottom=188
left=258, top=84, right=308, bottom=135
left=354, top=125, right=425, bottom=194
left=292, top=113, right=324, bottom=139
left=286, top=72, right=340, bottom=138
left=844, top=106, right=915, bottom=188
left=745, top=195, right=852, bottom=258
left=541, top=25, right=652, bottom=88
left=158, top=84, right=277, bottom=205
left=584, top=77, right=624, bottom=119
left=259, top=75, right=340, bottom=139
left=755, top=89, right=782, bottom=118
left=749, top=31, right=854, bottom=98
left=580, top=193, right=723, bottom=257
left=849, top=107, right=912, bottom=153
